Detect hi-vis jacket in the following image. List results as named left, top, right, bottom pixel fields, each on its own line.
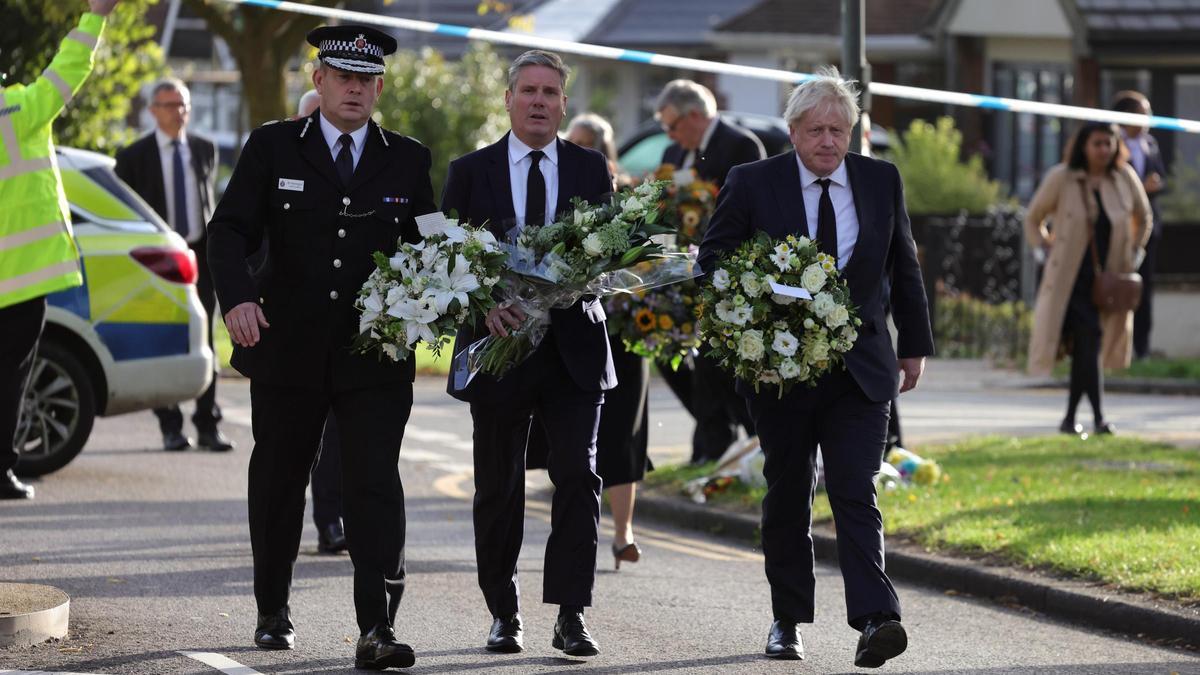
left=0, top=12, right=105, bottom=309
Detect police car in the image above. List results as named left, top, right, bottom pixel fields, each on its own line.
left=14, top=147, right=213, bottom=476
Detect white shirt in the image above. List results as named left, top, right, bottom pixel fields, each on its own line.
left=682, top=116, right=720, bottom=170
left=1122, top=129, right=1147, bottom=178
left=508, top=132, right=559, bottom=228
left=155, top=128, right=202, bottom=243
left=796, top=154, right=860, bottom=270
left=318, top=112, right=368, bottom=171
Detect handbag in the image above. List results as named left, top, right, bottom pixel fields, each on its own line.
left=1087, top=214, right=1142, bottom=314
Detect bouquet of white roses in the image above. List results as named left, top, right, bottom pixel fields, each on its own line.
left=455, top=181, right=699, bottom=383
left=697, top=231, right=861, bottom=395
left=355, top=212, right=507, bottom=361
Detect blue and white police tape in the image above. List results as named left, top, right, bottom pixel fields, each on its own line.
left=218, top=0, right=1200, bottom=135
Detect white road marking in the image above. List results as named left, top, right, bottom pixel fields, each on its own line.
left=0, top=671, right=111, bottom=674
left=179, top=651, right=264, bottom=674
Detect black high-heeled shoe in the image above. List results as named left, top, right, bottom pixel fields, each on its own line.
left=612, top=542, right=641, bottom=570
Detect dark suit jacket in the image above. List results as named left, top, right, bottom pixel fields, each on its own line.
left=661, top=118, right=766, bottom=187
left=115, top=130, right=217, bottom=245
left=207, top=110, right=436, bottom=390
left=1135, top=133, right=1166, bottom=235
left=699, top=151, right=934, bottom=403
left=440, top=132, right=617, bottom=402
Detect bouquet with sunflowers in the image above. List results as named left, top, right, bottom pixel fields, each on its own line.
left=653, top=164, right=720, bottom=247
left=604, top=275, right=700, bottom=370
left=698, top=231, right=861, bottom=395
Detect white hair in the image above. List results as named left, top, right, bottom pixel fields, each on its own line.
left=655, top=79, right=717, bottom=119
left=783, top=66, right=861, bottom=128
left=297, top=90, right=321, bottom=117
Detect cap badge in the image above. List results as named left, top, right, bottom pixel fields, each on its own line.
left=355, top=34, right=367, bottom=49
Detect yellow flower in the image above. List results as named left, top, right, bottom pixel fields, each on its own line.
left=681, top=322, right=694, bottom=335
left=634, top=308, right=657, bottom=333
left=658, top=314, right=674, bottom=330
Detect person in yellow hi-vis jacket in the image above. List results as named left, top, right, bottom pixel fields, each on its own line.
left=0, top=0, right=119, bottom=500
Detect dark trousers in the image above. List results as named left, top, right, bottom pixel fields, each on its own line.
left=312, top=411, right=344, bottom=530
left=248, top=378, right=412, bottom=634
left=747, top=368, right=900, bottom=629
left=1, top=297, right=47, bottom=473
left=155, top=241, right=221, bottom=434
left=469, top=344, right=603, bottom=618
left=1133, top=229, right=1160, bottom=359
left=1065, top=317, right=1104, bottom=424
left=690, top=353, right=755, bottom=463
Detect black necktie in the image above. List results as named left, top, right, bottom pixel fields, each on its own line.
left=171, top=139, right=189, bottom=237
left=336, top=133, right=354, bottom=186
left=816, top=178, right=838, bottom=265
left=525, top=149, right=546, bottom=227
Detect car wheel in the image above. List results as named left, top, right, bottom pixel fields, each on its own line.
left=13, top=341, right=97, bottom=477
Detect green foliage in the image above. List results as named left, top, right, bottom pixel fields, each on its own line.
left=933, top=290, right=1031, bottom=367
left=0, top=0, right=164, bottom=152
left=1158, top=158, right=1200, bottom=224
left=888, top=117, right=1006, bottom=215
left=374, top=43, right=509, bottom=199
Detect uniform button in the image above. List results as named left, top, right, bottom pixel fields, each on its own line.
left=329, top=290, right=339, bottom=300
left=333, top=258, right=342, bottom=269
left=283, top=203, right=290, bottom=210
left=338, top=228, right=346, bottom=238
left=342, top=197, right=351, bottom=206
left=394, top=217, right=399, bottom=223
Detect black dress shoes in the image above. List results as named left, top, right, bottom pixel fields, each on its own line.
left=0, top=470, right=34, bottom=500
left=163, top=431, right=194, bottom=452
left=854, top=618, right=907, bottom=668
left=486, top=613, right=523, bottom=653
left=254, top=609, right=295, bottom=650
left=552, top=612, right=599, bottom=657
left=764, top=620, right=804, bottom=660
left=317, top=522, right=348, bottom=554
left=1095, top=420, right=1116, bottom=435
left=197, top=428, right=235, bottom=452
left=355, top=623, right=416, bottom=670
left=1059, top=419, right=1084, bottom=435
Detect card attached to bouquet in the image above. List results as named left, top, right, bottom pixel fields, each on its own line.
left=415, top=212, right=450, bottom=231
left=768, top=280, right=813, bottom=300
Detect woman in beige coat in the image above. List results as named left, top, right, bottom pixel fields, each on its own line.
left=1025, top=121, right=1151, bottom=435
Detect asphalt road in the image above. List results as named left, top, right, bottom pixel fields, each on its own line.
left=2, top=364, right=1198, bottom=674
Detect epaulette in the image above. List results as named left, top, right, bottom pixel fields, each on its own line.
left=260, top=118, right=284, bottom=127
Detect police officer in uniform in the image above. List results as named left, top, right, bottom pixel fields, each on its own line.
left=207, top=25, right=435, bottom=670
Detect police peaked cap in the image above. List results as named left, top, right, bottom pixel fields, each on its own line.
left=307, top=24, right=397, bottom=75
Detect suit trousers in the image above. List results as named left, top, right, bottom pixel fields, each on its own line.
left=0, top=297, right=46, bottom=473
left=469, top=343, right=604, bottom=618
left=1133, top=226, right=1160, bottom=359
left=311, top=411, right=344, bottom=530
left=691, top=352, right=755, bottom=463
left=247, top=377, right=412, bottom=634
left=747, top=367, right=900, bottom=629
left=155, top=240, right=221, bottom=434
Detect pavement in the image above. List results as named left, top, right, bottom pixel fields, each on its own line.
left=0, top=360, right=1198, bottom=673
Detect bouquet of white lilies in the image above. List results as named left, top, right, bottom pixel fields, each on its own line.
left=698, top=231, right=861, bottom=395
left=355, top=213, right=507, bottom=361
left=454, top=181, right=699, bottom=384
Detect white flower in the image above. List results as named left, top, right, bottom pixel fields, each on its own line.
left=714, top=300, right=751, bottom=326
left=737, top=329, right=765, bottom=361
left=811, top=292, right=836, bottom=318
left=800, top=263, right=827, bottom=294
left=770, top=244, right=792, bottom=272
left=740, top=271, right=764, bottom=298
left=470, top=228, right=499, bottom=250
left=381, top=343, right=401, bottom=361
left=772, top=330, right=799, bottom=357
left=842, top=326, right=858, bottom=343
left=827, top=304, right=850, bottom=328
left=573, top=208, right=597, bottom=228
left=804, top=317, right=816, bottom=330
left=621, top=195, right=646, bottom=217
left=807, top=340, right=831, bottom=363
left=712, top=268, right=731, bottom=291
left=418, top=215, right=468, bottom=243
left=582, top=232, right=606, bottom=257
left=363, top=290, right=384, bottom=315
left=778, top=358, right=801, bottom=379
left=731, top=304, right=752, bottom=325
left=635, top=181, right=659, bottom=197
left=420, top=243, right=442, bottom=269
left=424, top=254, right=480, bottom=314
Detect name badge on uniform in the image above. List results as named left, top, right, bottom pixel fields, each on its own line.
left=278, top=178, right=305, bottom=192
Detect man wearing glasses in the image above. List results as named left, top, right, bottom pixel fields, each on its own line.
left=116, top=78, right=228, bottom=453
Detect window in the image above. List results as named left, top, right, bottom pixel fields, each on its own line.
left=990, top=63, right=1074, bottom=202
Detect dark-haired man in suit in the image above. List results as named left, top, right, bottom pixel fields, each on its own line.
left=441, top=49, right=614, bottom=658
left=700, top=66, right=933, bottom=668
left=116, top=77, right=230, bottom=453
left=656, top=79, right=766, bottom=463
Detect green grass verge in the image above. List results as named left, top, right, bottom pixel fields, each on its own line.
left=1053, top=356, right=1200, bottom=381
left=646, top=435, right=1200, bottom=601
left=212, top=322, right=450, bottom=376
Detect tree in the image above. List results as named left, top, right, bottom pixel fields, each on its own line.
left=0, top=0, right=164, bottom=152
left=375, top=43, right=508, bottom=198
left=181, top=0, right=338, bottom=126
